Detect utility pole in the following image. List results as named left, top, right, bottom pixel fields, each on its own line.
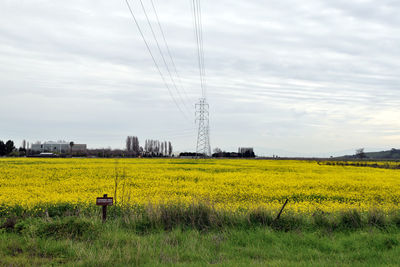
left=195, top=98, right=211, bottom=157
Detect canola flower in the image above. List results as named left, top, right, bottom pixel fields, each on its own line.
left=0, top=158, right=400, bottom=213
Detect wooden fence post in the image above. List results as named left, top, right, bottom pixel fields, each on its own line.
left=275, top=199, right=289, bottom=220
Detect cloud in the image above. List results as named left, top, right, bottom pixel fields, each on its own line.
left=0, top=0, right=399, bottom=154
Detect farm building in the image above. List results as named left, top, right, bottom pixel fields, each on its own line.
left=238, top=147, right=254, bottom=154
left=31, top=141, right=87, bottom=153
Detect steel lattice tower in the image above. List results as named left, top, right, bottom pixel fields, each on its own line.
left=195, top=98, right=211, bottom=157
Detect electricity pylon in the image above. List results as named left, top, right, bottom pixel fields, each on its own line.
left=195, top=98, right=211, bottom=157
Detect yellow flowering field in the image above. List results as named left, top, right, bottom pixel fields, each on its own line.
left=1, top=158, right=400, bottom=213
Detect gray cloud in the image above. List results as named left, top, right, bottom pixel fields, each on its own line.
left=0, top=0, right=399, bottom=155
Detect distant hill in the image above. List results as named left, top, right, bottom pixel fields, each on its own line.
left=336, top=148, right=400, bottom=160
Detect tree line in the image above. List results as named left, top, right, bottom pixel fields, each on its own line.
left=210, top=147, right=255, bottom=158
left=0, top=137, right=174, bottom=158
left=0, top=140, right=15, bottom=156
left=125, top=136, right=140, bottom=155
left=126, top=136, right=173, bottom=157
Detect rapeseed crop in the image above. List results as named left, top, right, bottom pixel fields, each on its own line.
left=1, top=158, right=399, bottom=213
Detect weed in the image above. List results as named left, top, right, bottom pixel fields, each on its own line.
left=36, top=217, right=99, bottom=240
left=248, top=209, right=274, bottom=227
left=339, top=210, right=363, bottom=229
left=271, top=213, right=304, bottom=231
left=383, top=237, right=399, bottom=250
left=46, top=203, right=80, bottom=217
left=367, top=210, right=386, bottom=228
left=1, top=216, right=17, bottom=231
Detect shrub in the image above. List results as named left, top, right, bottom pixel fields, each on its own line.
left=367, top=210, right=386, bottom=228
left=271, top=213, right=304, bottom=231
left=159, top=203, right=212, bottom=231
left=45, top=203, right=79, bottom=217
left=390, top=213, right=400, bottom=228
left=36, top=217, right=99, bottom=240
left=248, top=209, right=274, bottom=227
left=339, top=210, right=363, bottom=229
left=312, top=211, right=334, bottom=230
left=0, top=216, right=18, bottom=231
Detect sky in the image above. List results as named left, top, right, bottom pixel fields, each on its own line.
left=1, top=0, right=399, bottom=157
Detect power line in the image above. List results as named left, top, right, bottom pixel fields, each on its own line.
left=191, top=0, right=206, bottom=98
left=197, top=0, right=206, bottom=98
left=191, top=0, right=204, bottom=98
left=195, top=0, right=206, bottom=98
left=191, top=0, right=211, bottom=156
left=124, top=0, right=190, bottom=121
left=138, top=0, right=192, bottom=114
left=149, top=0, right=193, bottom=104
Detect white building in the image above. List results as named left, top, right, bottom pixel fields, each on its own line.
left=31, top=141, right=87, bottom=153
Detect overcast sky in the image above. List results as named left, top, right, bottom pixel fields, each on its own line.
left=1, top=0, right=399, bottom=156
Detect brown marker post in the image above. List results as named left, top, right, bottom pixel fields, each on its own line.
left=96, top=194, right=113, bottom=222
left=102, top=194, right=107, bottom=222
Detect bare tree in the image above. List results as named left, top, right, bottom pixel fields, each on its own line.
left=126, top=136, right=132, bottom=151
left=69, top=141, right=74, bottom=155
left=212, top=147, right=223, bottom=157
left=133, top=136, right=140, bottom=154
left=168, top=141, right=173, bottom=156
left=141, top=139, right=172, bottom=156
left=213, top=147, right=222, bottom=154
left=355, top=148, right=367, bottom=159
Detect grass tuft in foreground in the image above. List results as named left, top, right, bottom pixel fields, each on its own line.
left=1, top=213, right=400, bottom=266
left=3, top=203, right=400, bottom=233
left=2, top=204, right=400, bottom=265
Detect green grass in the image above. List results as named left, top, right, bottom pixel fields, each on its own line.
left=1, top=218, right=400, bottom=266
left=2, top=205, right=400, bottom=266
left=3, top=203, right=400, bottom=232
